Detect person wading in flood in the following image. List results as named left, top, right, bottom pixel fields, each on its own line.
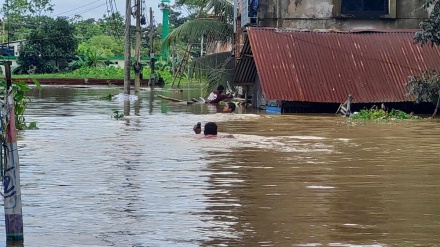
left=223, top=102, right=236, bottom=113
left=205, top=85, right=233, bottom=104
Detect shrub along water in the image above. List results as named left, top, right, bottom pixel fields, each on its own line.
left=0, top=79, right=42, bottom=130
left=349, top=106, right=421, bottom=125
left=12, top=66, right=181, bottom=85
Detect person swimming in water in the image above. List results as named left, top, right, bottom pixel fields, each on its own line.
left=193, top=122, right=217, bottom=135
left=193, top=122, right=234, bottom=138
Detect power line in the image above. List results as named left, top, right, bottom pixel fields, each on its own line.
left=52, top=0, right=103, bottom=17
left=64, top=3, right=109, bottom=18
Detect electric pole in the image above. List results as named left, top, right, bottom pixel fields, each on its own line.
left=3, top=61, right=24, bottom=242
left=2, top=19, right=5, bottom=43
left=124, top=0, right=132, bottom=95
left=134, top=0, right=141, bottom=92
left=149, top=7, right=156, bottom=87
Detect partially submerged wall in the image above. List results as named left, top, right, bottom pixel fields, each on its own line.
left=257, top=0, right=427, bottom=30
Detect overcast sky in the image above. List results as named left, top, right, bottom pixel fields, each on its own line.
left=50, top=0, right=165, bottom=24
left=0, top=0, right=182, bottom=24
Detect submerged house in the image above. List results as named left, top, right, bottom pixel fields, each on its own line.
left=233, top=0, right=440, bottom=113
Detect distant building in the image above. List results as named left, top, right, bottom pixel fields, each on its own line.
left=0, top=40, right=23, bottom=75
left=0, top=40, right=24, bottom=57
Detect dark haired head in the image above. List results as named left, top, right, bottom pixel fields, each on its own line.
left=204, top=122, right=218, bottom=135
left=217, top=85, right=225, bottom=93
left=227, top=102, right=236, bottom=112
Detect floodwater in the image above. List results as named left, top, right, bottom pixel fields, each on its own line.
left=0, top=86, right=439, bottom=247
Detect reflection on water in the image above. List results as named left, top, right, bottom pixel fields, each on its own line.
left=0, top=86, right=439, bottom=246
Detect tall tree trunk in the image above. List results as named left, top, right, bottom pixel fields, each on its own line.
left=431, top=91, right=440, bottom=118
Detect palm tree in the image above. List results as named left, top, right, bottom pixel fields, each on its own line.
left=162, top=0, right=234, bottom=89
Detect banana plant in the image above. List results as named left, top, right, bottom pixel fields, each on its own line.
left=163, top=0, right=234, bottom=91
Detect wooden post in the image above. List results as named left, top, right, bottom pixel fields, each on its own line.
left=432, top=91, right=440, bottom=118
left=124, top=0, right=132, bottom=95
left=134, top=0, right=141, bottom=92
left=3, top=61, right=24, bottom=241
left=244, top=85, right=248, bottom=108
left=346, top=94, right=352, bottom=117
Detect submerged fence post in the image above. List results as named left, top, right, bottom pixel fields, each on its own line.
left=3, top=61, right=24, bottom=241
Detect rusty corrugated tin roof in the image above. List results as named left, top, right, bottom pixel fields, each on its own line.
left=246, top=27, right=440, bottom=103
left=233, top=35, right=257, bottom=85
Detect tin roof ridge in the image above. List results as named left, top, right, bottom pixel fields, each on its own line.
left=247, top=27, right=419, bottom=34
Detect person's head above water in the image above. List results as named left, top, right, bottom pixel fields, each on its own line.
left=223, top=102, right=236, bottom=113
left=193, top=122, right=202, bottom=134
left=203, top=122, right=218, bottom=135
left=216, top=85, right=225, bottom=94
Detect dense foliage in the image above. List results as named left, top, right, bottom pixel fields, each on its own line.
left=1, top=0, right=54, bottom=40
left=16, top=16, right=78, bottom=74
left=414, top=1, right=440, bottom=46
left=72, top=13, right=125, bottom=54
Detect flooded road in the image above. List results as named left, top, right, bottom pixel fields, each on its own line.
left=1, top=86, right=439, bottom=246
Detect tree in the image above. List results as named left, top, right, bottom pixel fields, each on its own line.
left=1, top=0, right=54, bottom=41
left=162, top=0, right=234, bottom=89
left=2, top=0, right=53, bottom=19
left=69, top=43, right=106, bottom=69
left=164, top=0, right=233, bottom=50
left=414, top=1, right=440, bottom=46
left=406, top=71, right=440, bottom=118
left=71, top=13, right=125, bottom=57
left=69, top=34, right=122, bottom=69
left=97, top=12, right=125, bottom=38
left=2, top=0, right=54, bottom=16
left=88, top=35, right=123, bottom=56
left=72, top=17, right=104, bottom=42
left=169, top=9, right=188, bottom=28
left=16, top=16, right=78, bottom=74
left=406, top=1, right=440, bottom=117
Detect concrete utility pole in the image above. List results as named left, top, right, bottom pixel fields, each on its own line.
left=134, top=0, right=141, bottom=92
left=3, top=61, right=24, bottom=242
left=149, top=7, right=156, bottom=86
left=159, top=0, right=170, bottom=58
left=124, top=0, right=132, bottom=95
left=2, top=20, right=5, bottom=43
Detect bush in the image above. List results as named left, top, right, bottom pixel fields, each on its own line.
left=351, top=107, right=421, bottom=121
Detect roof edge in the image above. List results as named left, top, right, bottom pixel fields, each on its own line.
left=246, top=27, right=420, bottom=34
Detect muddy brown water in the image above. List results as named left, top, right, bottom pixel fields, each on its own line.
left=0, top=86, right=439, bottom=247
